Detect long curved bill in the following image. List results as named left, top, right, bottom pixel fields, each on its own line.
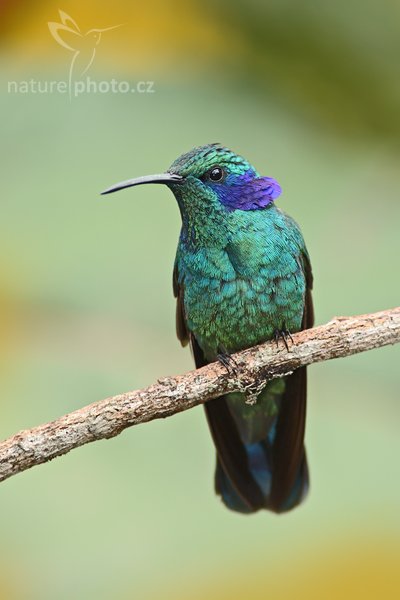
left=101, top=173, right=183, bottom=195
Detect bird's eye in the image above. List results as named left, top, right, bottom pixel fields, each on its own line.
left=207, top=166, right=225, bottom=183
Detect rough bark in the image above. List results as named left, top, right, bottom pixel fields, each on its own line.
left=0, top=307, right=399, bottom=484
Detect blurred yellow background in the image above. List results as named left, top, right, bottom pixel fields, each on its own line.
left=0, top=1, right=399, bottom=599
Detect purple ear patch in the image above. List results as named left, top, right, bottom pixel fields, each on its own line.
left=211, top=170, right=282, bottom=211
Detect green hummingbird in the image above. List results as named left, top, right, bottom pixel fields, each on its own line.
left=102, top=144, right=314, bottom=513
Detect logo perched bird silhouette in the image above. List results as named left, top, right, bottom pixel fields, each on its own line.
left=102, top=144, right=314, bottom=514
left=48, top=10, right=120, bottom=91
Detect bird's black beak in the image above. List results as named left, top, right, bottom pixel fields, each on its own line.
left=101, top=173, right=183, bottom=195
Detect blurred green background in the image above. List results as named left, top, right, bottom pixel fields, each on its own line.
left=1, top=1, right=399, bottom=599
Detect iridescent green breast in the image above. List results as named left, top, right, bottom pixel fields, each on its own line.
left=175, top=206, right=307, bottom=361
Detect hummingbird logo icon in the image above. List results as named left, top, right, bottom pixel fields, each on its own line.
left=48, top=10, right=121, bottom=97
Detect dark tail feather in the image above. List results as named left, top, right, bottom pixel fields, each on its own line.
left=204, top=368, right=309, bottom=514
left=214, top=456, right=256, bottom=513
left=269, top=367, right=308, bottom=512
left=205, top=396, right=265, bottom=512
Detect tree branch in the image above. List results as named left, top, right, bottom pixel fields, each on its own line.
left=1, top=307, right=399, bottom=484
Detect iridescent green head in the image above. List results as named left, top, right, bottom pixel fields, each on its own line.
left=101, top=143, right=281, bottom=212
left=168, top=143, right=254, bottom=178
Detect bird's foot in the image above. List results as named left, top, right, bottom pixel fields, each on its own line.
left=274, top=325, right=294, bottom=352
left=217, top=346, right=267, bottom=405
left=217, top=347, right=239, bottom=377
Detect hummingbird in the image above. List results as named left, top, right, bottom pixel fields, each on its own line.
left=102, top=144, right=314, bottom=514
left=48, top=10, right=121, bottom=92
